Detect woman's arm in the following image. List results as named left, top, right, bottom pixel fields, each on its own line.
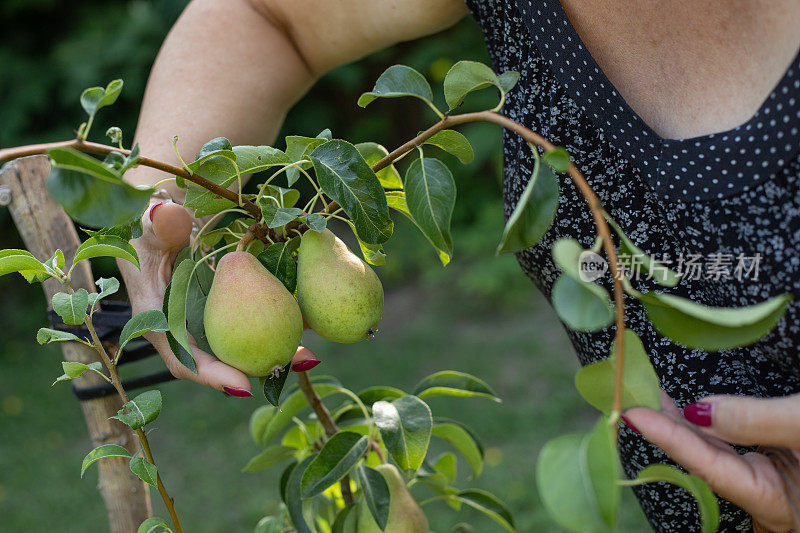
left=119, top=0, right=468, bottom=393
left=124, top=0, right=468, bottom=199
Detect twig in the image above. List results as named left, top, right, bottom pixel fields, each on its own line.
left=296, top=371, right=355, bottom=505
left=0, top=138, right=262, bottom=221
left=85, top=317, right=183, bottom=533
left=372, top=110, right=627, bottom=425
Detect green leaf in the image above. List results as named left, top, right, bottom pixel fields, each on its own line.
left=354, top=465, right=390, bottom=531
left=42, top=249, right=65, bottom=277
left=310, top=139, right=393, bottom=244
left=432, top=421, right=483, bottom=478
left=628, top=464, right=719, bottom=533
left=187, top=137, right=237, bottom=172
left=552, top=238, right=591, bottom=280
left=262, top=364, right=291, bottom=408
left=358, top=65, right=435, bottom=110
left=243, top=445, right=297, bottom=473
left=300, top=213, right=327, bottom=232
left=137, top=517, right=172, bottom=533
left=112, top=390, right=162, bottom=430
left=498, top=71, right=520, bottom=93
left=355, top=142, right=403, bottom=189
left=286, top=454, right=316, bottom=533
left=423, top=130, right=474, bottom=164
left=73, top=235, right=140, bottom=269
left=52, top=289, right=89, bottom=325
left=285, top=135, right=326, bottom=186
left=552, top=275, right=614, bottom=332
left=301, top=431, right=369, bottom=497
left=604, top=213, right=680, bottom=288
left=345, top=220, right=386, bottom=266
left=357, top=386, right=405, bottom=406
left=53, top=361, right=106, bottom=385
left=639, top=291, right=792, bottom=350
left=0, top=249, right=48, bottom=278
left=80, top=79, right=123, bottom=118
left=258, top=240, right=299, bottom=293
left=453, top=489, right=516, bottom=532
left=542, top=147, right=571, bottom=173
left=47, top=151, right=152, bottom=228
left=81, top=444, right=131, bottom=477
left=536, top=418, right=619, bottom=532
left=88, top=277, right=120, bottom=311
left=82, top=217, right=143, bottom=242
left=38, top=328, right=82, bottom=345
left=434, top=452, right=458, bottom=485
left=373, top=395, right=432, bottom=472
left=262, top=184, right=301, bottom=208
left=163, top=281, right=197, bottom=373
left=496, top=146, right=559, bottom=254
left=253, top=384, right=342, bottom=446
left=443, top=61, right=516, bottom=110
left=49, top=148, right=123, bottom=183
left=575, top=329, right=661, bottom=415
left=184, top=145, right=290, bottom=214
left=259, top=202, right=303, bottom=228
left=167, top=259, right=195, bottom=358
left=249, top=405, right=276, bottom=446
left=254, top=515, right=285, bottom=533
left=117, top=310, right=169, bottom=356
left=414, top=370, right=500, bottom=402
left=404, top=157, right=456, bottom=266
left=130, top=456, right=158, bottom=487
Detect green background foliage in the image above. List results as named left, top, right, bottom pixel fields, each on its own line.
left=0, top=1, right=649, bottom=530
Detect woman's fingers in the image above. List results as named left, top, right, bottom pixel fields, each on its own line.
left=624, top=405, right=792, bottom=529
left=146, top=331, right=253, bottom=394
left=291, top=346, right=321, bottom=372
left=143, top=201, right=193, bottom=250
left=683, top=394, right=800, bottom=449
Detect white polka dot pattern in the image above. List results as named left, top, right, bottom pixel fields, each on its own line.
left=464, top=0, right=800, bottom=531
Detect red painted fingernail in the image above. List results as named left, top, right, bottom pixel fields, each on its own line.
left=291, top=358, right=321, bottom=372
left=149, top=202, right=164, bottom=222
left=222, top=386, right=253, bottom=397
left=620, top=415, right=641, bottom=434
left=683, top=402, right=713, bottom=427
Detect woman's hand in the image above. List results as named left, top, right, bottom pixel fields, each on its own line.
left=118, top=200, right=254, bottom=395
left=624, top=391, right=800, bottom=532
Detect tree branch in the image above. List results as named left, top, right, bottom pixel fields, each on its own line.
left=0, top=139, right=262, bottom=221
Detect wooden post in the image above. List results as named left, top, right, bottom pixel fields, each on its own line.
left=0, top=155, right=151, bottom=533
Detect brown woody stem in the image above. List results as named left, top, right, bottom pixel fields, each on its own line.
left=84, top=317, right=184, bottom=533
left=0, top=138, right=262, bottom=221
left=373, top=110, right=627, bottom=425
left=296, top=371, right=355, bottom=505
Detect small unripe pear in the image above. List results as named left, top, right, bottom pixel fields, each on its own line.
left=357, top=464, right=429, bottom=533
left=296, top=229, right=383, bottom=343
left=204, top=251, right=303, bottom=376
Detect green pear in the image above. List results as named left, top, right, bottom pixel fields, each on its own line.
left=296, top=229, right=383, bottom=343
left=204, top=251, right=303, bottom=377
left=357, top=464, right=429, bottom=533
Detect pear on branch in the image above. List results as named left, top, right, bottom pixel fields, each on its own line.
left=297, top=229, right=384, bottom=343
left=204, top=251, right=303, bottom=377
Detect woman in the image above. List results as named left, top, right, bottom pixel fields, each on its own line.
left=119, top=0, right=800, bottom=530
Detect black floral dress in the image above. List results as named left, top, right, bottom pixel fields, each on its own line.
left=464, top=0, right=800, bottom=530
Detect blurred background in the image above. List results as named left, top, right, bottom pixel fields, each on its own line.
left=0, top=1, right=649, bottom=531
